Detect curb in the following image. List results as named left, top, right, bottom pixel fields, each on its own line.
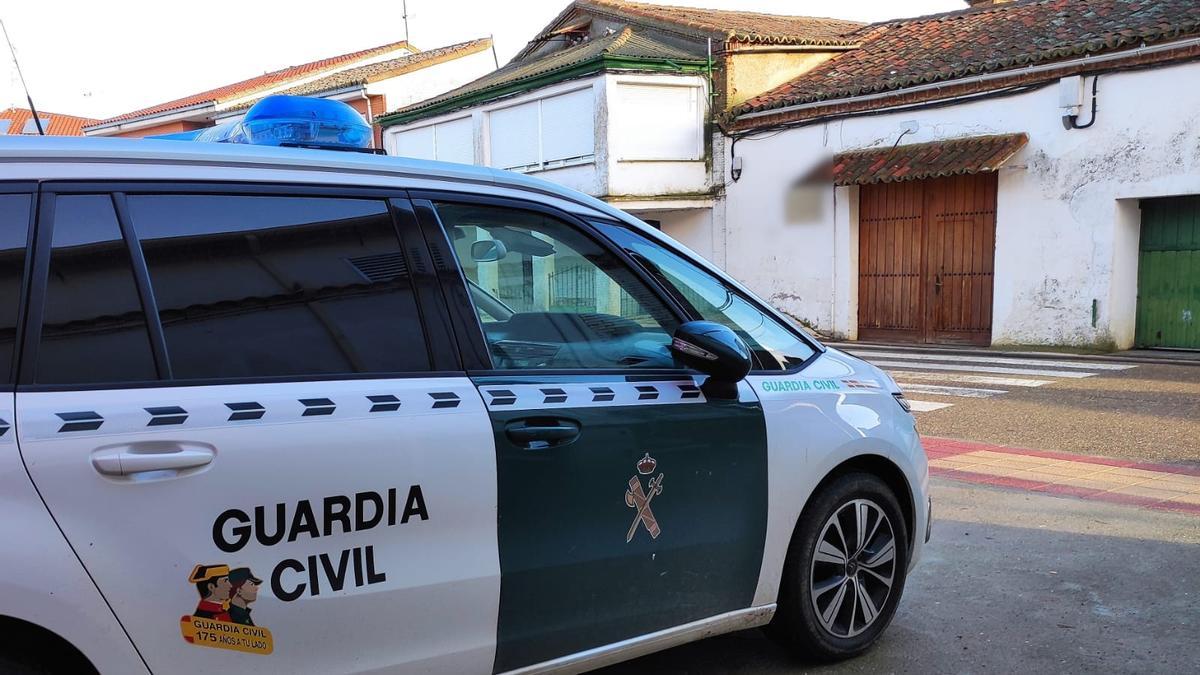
left=825, top=341, right=1200, bottom=367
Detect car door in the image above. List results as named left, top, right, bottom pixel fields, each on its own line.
left=15, top=184, right=500, bottom=674
left=411, top=194, right=769, bottom=672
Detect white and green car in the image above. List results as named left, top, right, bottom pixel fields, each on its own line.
left=0, top=129, right=929, bottom=674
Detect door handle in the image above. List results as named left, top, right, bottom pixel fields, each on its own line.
left=92, top=443, right=215, bottom=476
left=934, top=273, right=943, bottom=294
left=504, top=418, right=581, bottom=449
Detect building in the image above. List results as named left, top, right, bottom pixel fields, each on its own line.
left=378, top=0, right=863, bottom=263
left=1, top=107, right=97, bottom=136
left=84, top=38, right=495, bottom=145
left=715, top=0, right=1200, bottom=351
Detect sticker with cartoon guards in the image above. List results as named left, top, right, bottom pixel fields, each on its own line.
left=180, top=564, right=274, bottom=655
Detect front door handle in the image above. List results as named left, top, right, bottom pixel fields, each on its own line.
left=505, top=418, right=581, bottom=449
left=92, top=443, right=215, bottom=476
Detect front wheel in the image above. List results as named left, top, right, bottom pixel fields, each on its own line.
left=766, top=473, right=909, bottom=661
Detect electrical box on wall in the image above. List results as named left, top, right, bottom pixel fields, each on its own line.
left=1058, top=75, right=1084, bottom=116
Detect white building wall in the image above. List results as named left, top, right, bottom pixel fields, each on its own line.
left=369, top=49, right=496, bottom=113
left=383, top=73, right=712, bottom=200
left=724, top=58, right=1200, bottom=348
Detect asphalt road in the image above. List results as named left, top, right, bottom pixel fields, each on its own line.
left=602, top=478, right=1200, bottom=674
left=912, top=362, right=1200, bottom=464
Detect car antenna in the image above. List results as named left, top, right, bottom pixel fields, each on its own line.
left=1, top=18, right=45, bottom=135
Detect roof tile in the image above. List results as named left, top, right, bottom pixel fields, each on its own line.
left=89, top=39, right=415, bottom=128
left=1, top=107, right=97, bottom=136
left=383, top=27, right=702, bottom=121
left=226, top=38, right=493, bottom=111
left=832, top=133, right=1029, bottom=186
left=576, top=0, right=863, bottom=46
left=738, top=0, right=1200, bottom=116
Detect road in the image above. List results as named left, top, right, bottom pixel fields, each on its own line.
left=834, top=344, right=1200, bottom=465
left=604, top=478, right=1200, bottom=674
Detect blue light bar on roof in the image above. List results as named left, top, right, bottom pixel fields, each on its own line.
left=147, top=95, right=374, bottom=151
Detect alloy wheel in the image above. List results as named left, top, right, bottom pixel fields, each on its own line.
left=809, top=498, right=897, bottom=638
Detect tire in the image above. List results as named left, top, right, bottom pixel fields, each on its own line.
left=766, top=472, right=909, bottom=662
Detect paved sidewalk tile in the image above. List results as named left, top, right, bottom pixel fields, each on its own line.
left=923, top=436, right=1200, bottom=515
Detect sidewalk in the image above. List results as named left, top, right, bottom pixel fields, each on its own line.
left=826, top=340, right=1200, bottom=367
left=924, top=437, right=1200, bottom=515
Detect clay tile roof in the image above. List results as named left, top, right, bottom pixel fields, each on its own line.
left=225, top=38, right=494, bottom=112
left=832, top=133, right=1029, bottom=186
left=738, top=0, right=1200, bottom=116
left=575, top=0, right=863, bottom=46
left=88, top=39, right=415, bottom=128
left=1, top=107, right=98, bottom=136
left=383, top=27, right=703, bottom=122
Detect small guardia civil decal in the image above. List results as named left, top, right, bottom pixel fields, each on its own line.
left=180, top=564, right=274, bottom=655
left=625, top=453, right=664, bottom=542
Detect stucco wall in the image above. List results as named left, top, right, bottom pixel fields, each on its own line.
left=725, top=50, right=836, bottom=108
left=723, top=59, right=1200, bottom=348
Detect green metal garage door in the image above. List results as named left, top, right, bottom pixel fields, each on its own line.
left=1137, top=197, right=1200, bottom=349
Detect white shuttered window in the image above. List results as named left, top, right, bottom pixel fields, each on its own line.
left=488, top=88, right=595, bottom=172
left=392, top=117, right=474, bottom=164
left=613, top=83, right=702, bottom=161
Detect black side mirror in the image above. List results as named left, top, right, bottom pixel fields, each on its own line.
left=470, top=239, right=508, bottom=262
left=670, top=321, right=752, bottom=400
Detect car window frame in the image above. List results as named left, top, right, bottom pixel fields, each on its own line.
left=0, top=181, right=38, bottom=390
left=19, top=181, right=462, bottom=391
left=409, top=189, right=698, bottom=377
left=588, top=216, right=824, bottom=375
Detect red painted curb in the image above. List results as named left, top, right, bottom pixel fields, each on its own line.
left=921, top=436, right=1200, bottom=477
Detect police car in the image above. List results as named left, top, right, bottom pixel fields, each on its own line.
left=0, top=96, right=929, bottom=674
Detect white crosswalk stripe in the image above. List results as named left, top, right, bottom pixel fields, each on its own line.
left=840, top=346, right=1138, bottom=414
left=850, top=350, right=1137, bottom=371
left=890, top=372, right=1052, bottom=388
left=896, top=383, right=1007, bottom=398
left=906, top=400, right=954, bottom=412
left=871, top=360, right=1098, bottom=379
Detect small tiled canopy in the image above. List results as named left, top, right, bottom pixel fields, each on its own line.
left=831, top=133, right=1029, bottom=186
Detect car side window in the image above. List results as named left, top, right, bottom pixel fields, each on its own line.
left=594, top=221, right=817, bottom=371
left=37, top=195, right=158, bottom=384
left=128, top=194, right=430, bottom=380
left=434, top=201, right=679, bottom=370
left=0, top=193, right=32, bottom=385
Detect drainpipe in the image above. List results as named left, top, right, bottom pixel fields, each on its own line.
left=358, top=89, right=376, bottom=149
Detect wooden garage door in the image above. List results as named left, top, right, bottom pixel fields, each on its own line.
left=858, top=173, right=997, bottom=345
left=1137, top=197, right=1200, bottom=349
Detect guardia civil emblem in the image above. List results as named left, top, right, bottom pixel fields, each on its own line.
left=625, top=453, right=664, bottom=542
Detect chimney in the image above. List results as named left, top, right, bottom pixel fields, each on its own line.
left=965, top=0, right=1015, bottom=6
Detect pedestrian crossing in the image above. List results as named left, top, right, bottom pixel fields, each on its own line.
left=838, top=345, right=1139, bottom=414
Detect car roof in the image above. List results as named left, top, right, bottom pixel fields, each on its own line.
left=0, top=136, right=817, bottom=351
left=0, top=135, right=619, bottom=220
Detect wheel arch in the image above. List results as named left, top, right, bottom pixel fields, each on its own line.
left=799, top=454, right=916, bottom=556
left=0, top=615, right=97, bottom=672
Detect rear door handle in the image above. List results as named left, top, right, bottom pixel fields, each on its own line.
left=504, top=418, right=581, bottom=449
left=92, top=443, right=215, bottom=476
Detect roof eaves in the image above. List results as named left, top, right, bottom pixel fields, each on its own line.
left=736, top=30, right=1200, bottom=118
left=380, top=52, right=706, bottom=126
left=83, top=100, right=217, bottom=133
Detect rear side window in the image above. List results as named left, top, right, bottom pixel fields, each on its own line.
left=128, top=194, right=430, bottom=379
left=595, top=221, right=817, bottom=371
left=38, top=195, right=157, bottom=384
left=0, top=193, right=32, bottom=384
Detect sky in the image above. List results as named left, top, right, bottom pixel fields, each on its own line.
left=1, top=0, right=965, bottom=121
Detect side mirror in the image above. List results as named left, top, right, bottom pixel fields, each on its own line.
left=471, top=239, right=508, bottom=262
left=670, top=321, right=752, bottom=400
